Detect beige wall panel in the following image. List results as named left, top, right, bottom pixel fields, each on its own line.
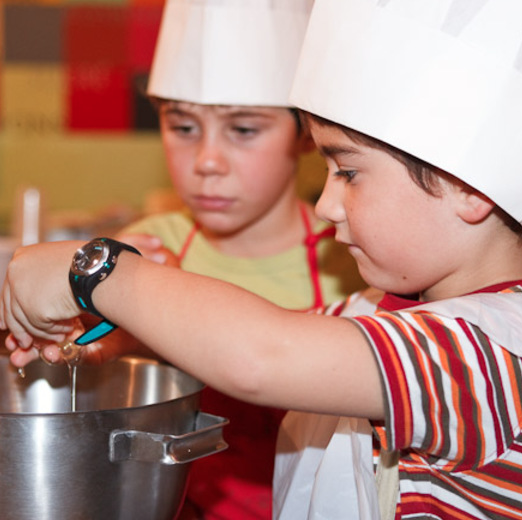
left=0, top=133, right=170, bottom=223
left=2, top=64, right=64, bottom=135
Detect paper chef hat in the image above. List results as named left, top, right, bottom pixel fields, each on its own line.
left=291, top=0, right=522, bottom=222
left=148, top=0, right=314, bottom=107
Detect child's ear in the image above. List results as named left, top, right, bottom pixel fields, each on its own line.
left=455, top=184, right=496, bottom=224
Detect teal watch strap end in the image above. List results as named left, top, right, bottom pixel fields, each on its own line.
left=74, top=320, right=117, bottom=346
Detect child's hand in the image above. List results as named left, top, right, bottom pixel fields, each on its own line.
left=7, top=314, right=156, bottom=369
left=7, top=317, right=85, bottom=368
left=116, top=233, right=180, bottom=268
left=0, top=239, right=165, bottom=369
left=0, top=241, right=83, bottom=349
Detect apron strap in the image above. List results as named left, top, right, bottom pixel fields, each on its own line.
left=181, top=206, right=335, bottom=311
left=177, top=221, right=201, bottom=264
left=300, top=203, right=335, bottom=310
left=375, top=450, right=400, bottom=520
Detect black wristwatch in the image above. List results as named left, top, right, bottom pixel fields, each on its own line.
left=69, top=237, right=141, bottom=346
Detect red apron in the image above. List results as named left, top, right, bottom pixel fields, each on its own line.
left=177, top=206, right=335, bottom=519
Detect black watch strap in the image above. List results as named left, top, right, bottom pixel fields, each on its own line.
left=69, top=238, right=141, bottom=345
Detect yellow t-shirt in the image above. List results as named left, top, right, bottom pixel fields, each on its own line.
left=124, top=210, right=365, bottom=310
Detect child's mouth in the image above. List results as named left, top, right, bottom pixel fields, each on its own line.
left=193, top=195, right=235, bottom=211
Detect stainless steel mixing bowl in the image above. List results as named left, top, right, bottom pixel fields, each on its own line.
left=0, top=353, right=227, bottom=520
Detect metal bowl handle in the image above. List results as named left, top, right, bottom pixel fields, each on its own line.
left=109, top=412, right=229, bottom=465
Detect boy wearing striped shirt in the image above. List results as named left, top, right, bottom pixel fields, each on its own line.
left=3, top=0, right=522, bottom=518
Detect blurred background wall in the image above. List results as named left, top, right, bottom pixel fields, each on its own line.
left=0, top=0, right=326, bottom=238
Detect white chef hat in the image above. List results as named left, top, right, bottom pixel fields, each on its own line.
left=291, top=0, right=522, bottom=222
left=147, top=0, right=314, bottom=107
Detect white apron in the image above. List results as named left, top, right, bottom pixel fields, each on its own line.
left=273, top=289, right=383, bottom=520
left=273, top=289, right=522, bottom=520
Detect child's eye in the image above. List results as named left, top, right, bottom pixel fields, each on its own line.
left=232, top=126, right=259, bottom=138
left=334, top=169, right=358, bottom=182
left=170, top=124, right=196, bottom=136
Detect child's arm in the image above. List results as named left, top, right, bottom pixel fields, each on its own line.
left=4, top=234, right=179, bottom=367
left=0, top=241, right=384, bottom=420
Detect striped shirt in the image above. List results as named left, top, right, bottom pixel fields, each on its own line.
left=350, top=284, right=522, bottom=519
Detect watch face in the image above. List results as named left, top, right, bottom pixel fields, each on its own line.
left=71, top=240, right=110, bottom=276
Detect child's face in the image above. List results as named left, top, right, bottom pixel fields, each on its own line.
left=158, top=101, right=308, bottom=236
left=310, top=120, right=464, bottom=299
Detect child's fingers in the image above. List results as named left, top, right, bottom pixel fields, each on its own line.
left=116, top=233, right=179, bottom=266
left=4, top=297, right=68, bottom=347
left=9, top=346, right=39, bottom=368
left=37, top=344, right=63, bottom=365
left=0, top=284, right=6, bottom=331
left=116, top=233, right=162, bottom=251
left=2, top=282, right=39, bottom=347
left=5, top=332, right=19, bottom=352
left=3, top=277, right=74, bottom=345
left=2, top=288, right=35, bottom=349
left=160, top=247, right=181, bottom=268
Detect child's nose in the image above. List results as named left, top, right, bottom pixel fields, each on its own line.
left=315, top=178, right=345, bottom=225
left=195, top=138, right=228, bottom=176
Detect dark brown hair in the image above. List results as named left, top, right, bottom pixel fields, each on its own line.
left=303, top=112, right=443, bottom=195
left=303, top=112, right=522, bottom=237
